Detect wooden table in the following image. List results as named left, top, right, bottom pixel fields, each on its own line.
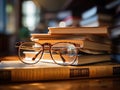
left=0, top=56, right=120, bottom=90
left=0, top=78, right=120, bottom=90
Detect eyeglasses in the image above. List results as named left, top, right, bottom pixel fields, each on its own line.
left=16, top=42, right=81, bottom=65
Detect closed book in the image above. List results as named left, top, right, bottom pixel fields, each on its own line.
left=23, top=52, right=111, bottom=65
left=0, top=60, right=120, bottom=82
left=48, top=26, right=108, bottom=35
left=31, top=34, right=110, bottom=44
left=31, top=39, right=110, bottom=51
left=31, top=33, right=86, bottom=40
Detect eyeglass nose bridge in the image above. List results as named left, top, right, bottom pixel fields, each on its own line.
left=42, top=43, right=52, bottom=50
left=41, top=43, right=54, bottom=61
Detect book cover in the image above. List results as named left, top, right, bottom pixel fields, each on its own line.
left=0, top=60, right=120, bottom=82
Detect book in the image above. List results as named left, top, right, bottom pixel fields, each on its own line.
left=31, top=39, right=111, bottom=52
left=23, top=52, right=111, bottom=65
left=31, top=33, right=85, bottom=40
left=31, top=34, right=110, bottom=44
left=0, top=60, right=120, bottom=82
left=48, top=26, right=108, bottom=35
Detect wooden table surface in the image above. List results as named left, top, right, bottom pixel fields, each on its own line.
left=0, top=56, right=120, bottom=90
left=0, top=78, right=120, bottom=90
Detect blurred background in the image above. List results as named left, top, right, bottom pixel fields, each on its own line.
left=0, top=0, right=120, bottom=56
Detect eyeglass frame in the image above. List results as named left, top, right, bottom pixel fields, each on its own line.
left=16, top=41, right=81, bottom=65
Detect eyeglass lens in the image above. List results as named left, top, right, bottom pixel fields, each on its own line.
left=51, top=43, right=77, bottom=65
left=19, top=42, right=43, bottom=64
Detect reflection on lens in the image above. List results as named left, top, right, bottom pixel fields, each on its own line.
left=18, top=42, right=43, bottom=64
left=51, top=43, right=77, bottom=65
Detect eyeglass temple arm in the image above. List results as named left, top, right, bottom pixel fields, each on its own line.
left=57, top=51, right=66, bottom=63
left=15, top=42, right=24, bottom=48
left=32, top=50, right=43, bottom=61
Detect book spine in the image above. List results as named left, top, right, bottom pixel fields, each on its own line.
left=0, top=65, right=120, bottom=82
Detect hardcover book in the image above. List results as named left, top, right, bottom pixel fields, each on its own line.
left=48, top=26, right=108, bottom=35
left=31, top=34, right=108, bottom=39
left=31, top=34, right=110, bottom=44
left=23, top=52, right=111, bottom=65
left=0, top=60, right=120, bottom=82
left=31, top=39, right=111, bottom=52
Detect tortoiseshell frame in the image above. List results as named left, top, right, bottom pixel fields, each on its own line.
left=17, top=41, right=80, bottom=65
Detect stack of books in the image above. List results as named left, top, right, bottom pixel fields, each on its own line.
left=1, top=26, right=120, bottom=82
left=31, top=26, right=111, bottom=65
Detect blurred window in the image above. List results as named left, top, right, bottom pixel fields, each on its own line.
left=22, top=1, right=40, bottom=31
